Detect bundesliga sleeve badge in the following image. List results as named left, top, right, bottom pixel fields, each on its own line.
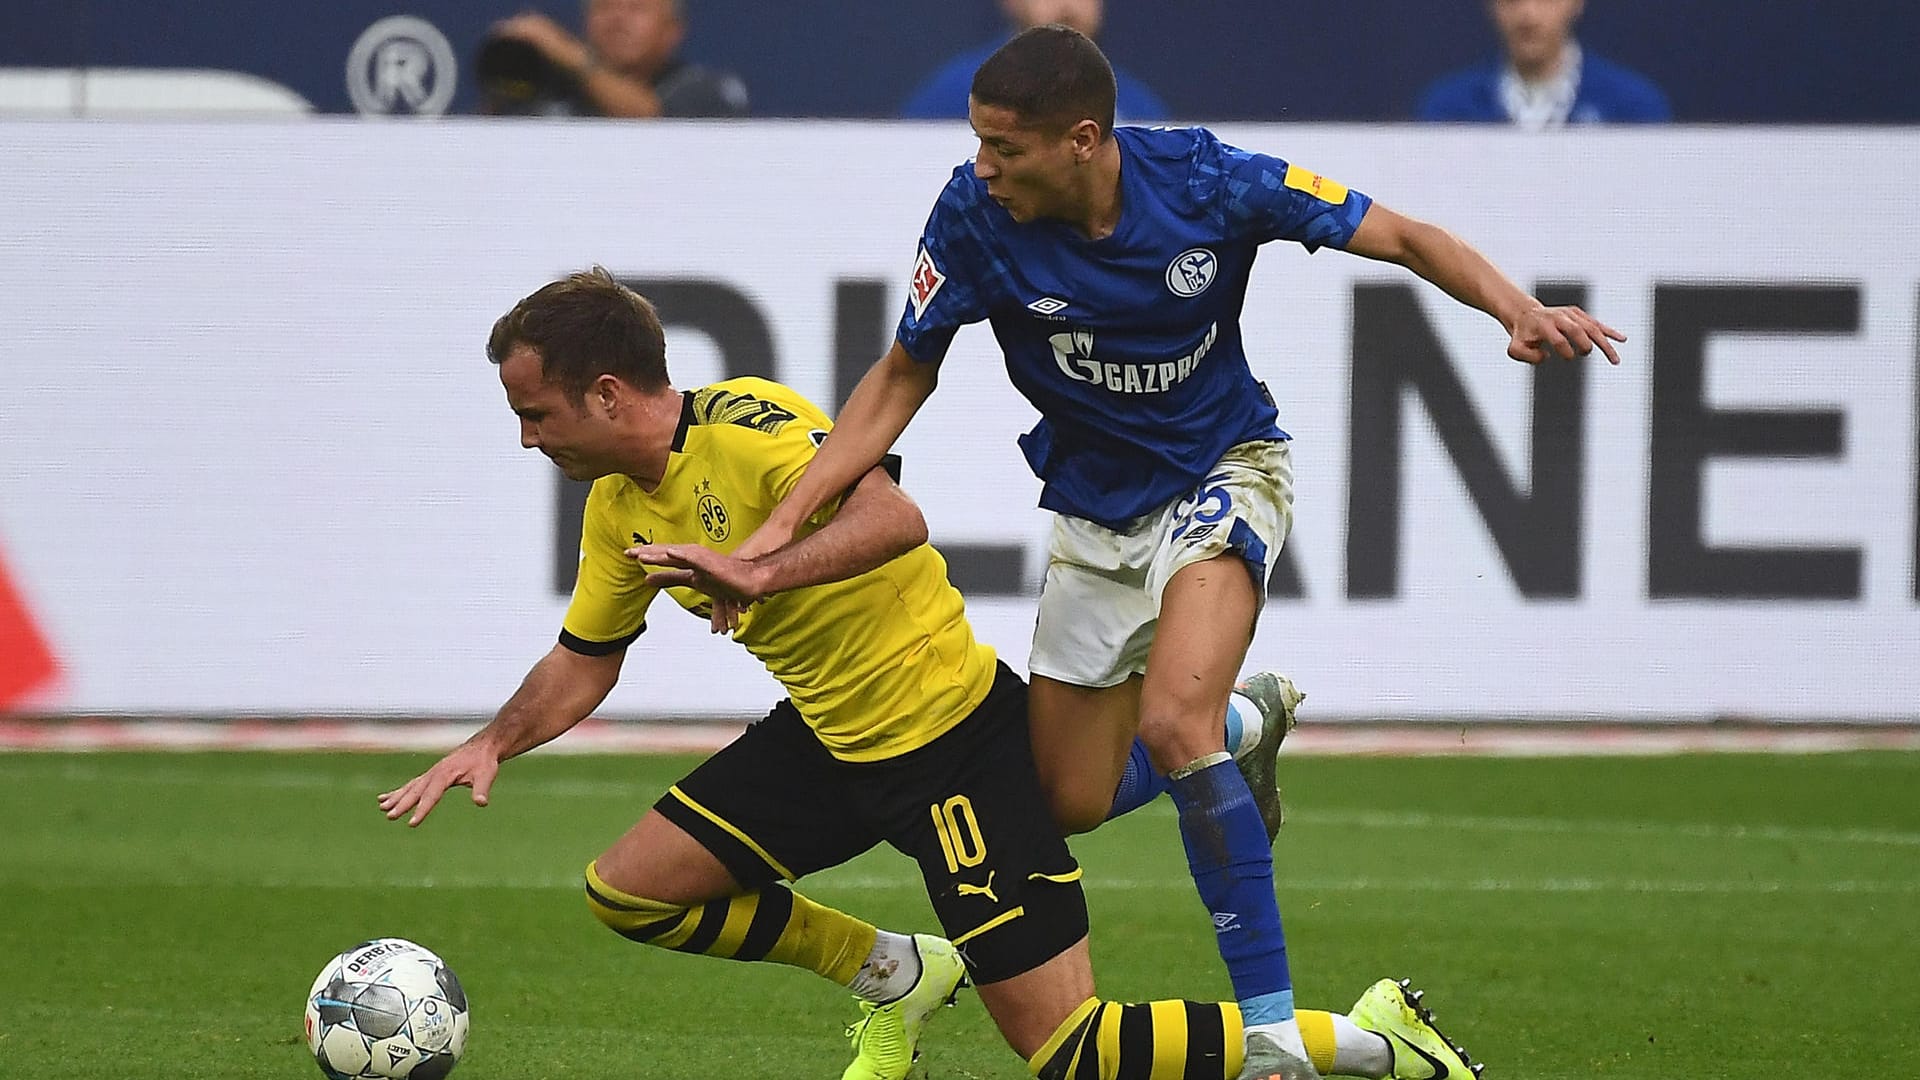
left=1282, top=162, right=1350, bottom=205
left=909, top=245, right=947, bottom=322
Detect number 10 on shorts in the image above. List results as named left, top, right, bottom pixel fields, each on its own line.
left=931, top=795, right=986, bottom=873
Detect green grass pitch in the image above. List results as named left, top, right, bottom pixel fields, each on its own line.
left=2, top=749, right=1916, bottom=1078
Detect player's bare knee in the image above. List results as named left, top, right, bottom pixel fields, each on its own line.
left=1135, top=702, right=1221, bottom=772
left=1046, top=783, right=1108, bottom=836
left=973, top=937, right=1096, bottom=1060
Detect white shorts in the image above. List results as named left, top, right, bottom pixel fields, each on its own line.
left=1028, top=439, right=1294, bottom=689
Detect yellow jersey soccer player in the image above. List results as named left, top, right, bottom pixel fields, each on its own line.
left=379, top=269, right=1479, bottom=1080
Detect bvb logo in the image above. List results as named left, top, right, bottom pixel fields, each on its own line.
left=697, top=494, right=731, bottom=542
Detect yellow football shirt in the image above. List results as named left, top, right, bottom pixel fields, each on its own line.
left=560, top=377, right=998, bottom=761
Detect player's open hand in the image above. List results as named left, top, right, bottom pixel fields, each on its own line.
left=377, top=742, right=502, bottom=828
left=1508, top=304, right=1624, bottom=365
left=626, top=542, right=772, bottom=635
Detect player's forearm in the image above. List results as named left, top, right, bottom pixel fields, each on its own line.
left=754, top=469, right=929, bottom=594
left=469, top=645, right=621, bottom=761
left=768, top=345, right=936, bottom=536
left=1395, top=220, right=1540, bottom=334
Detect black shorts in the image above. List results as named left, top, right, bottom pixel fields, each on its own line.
left=656, top=662, right=1088, bottom=985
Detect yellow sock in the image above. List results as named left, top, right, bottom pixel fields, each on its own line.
left=1028, top=998, right=1248, bottom=1080
left=1296, top=1009, right=1339, bottom=1076
left=584, top=860, right=876, bottom=985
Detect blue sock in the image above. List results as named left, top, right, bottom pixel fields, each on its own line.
left=1105, top=738, right=1172, bottom=821
left=1108, top=699, right=1251, bottom=823
left=1168, top=754, right=1294, bottom=1023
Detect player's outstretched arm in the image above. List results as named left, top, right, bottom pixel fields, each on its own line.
left=736, top=341, right=938, bottom=563
left=631, top=462, right=929, bottom=616
left=377, top=643, right=624, bottom=826
left=1345, top=202, right=1624, bottom=365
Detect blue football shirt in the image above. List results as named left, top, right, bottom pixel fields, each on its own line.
left=897, top=125, right=1374, bottom=529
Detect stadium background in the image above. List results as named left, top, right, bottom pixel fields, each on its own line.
left=2, top=0, right=1916, bottom=726
left=2, top=0, right=1915, bottom=121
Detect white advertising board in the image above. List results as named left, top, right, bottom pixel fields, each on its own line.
left=1, top=121, right=1915, bottom=719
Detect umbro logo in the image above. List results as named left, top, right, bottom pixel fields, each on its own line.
left=1026, top=296, right=1070, bottom=317
left=1211, top=911, right=1240, bottom=932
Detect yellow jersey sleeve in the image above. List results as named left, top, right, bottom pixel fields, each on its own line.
left=559, top=476, right=658, bottom=655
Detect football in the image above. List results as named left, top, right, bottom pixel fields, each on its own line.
left=304, top=938, right=469, bottom=1079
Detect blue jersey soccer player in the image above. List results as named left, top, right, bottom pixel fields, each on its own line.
left=736, top=25, right=1619, bottom=1080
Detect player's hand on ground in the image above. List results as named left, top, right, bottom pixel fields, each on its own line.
left=377, top=742, right=502, bottom=828
left=1508, top=304, right=1625, bottom=365
left=626, top=542, right=771, bottom=635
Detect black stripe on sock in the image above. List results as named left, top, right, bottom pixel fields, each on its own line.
left=584, top=880, right=650, bottom=913
left=1072, top=1004, right=1108, bottom=1080
left=586, top=882, right=689, bottom=943
left=621, top=908, right=690, bottom=944
left=1184, top=1001, right=1228, bottom=1078
left=675, top=900, right=731, bottom=956
left=1036, top=1015, right=1090, bottom=1080
left=1113, top=1003, right=1156, bottom=1080
left=734, top=886, right=793, bottom=963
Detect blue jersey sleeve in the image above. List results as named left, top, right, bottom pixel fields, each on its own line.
left=895, top=173, right=994, bottom=364
left=1197, top=132, right=1373, bottom=252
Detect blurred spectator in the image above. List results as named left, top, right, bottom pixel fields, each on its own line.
left=900, top=0, right=1168, bottom=121
left=1417, top=0, right=1669, bottom=128
left=478, top=0, right=747, bottom=117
